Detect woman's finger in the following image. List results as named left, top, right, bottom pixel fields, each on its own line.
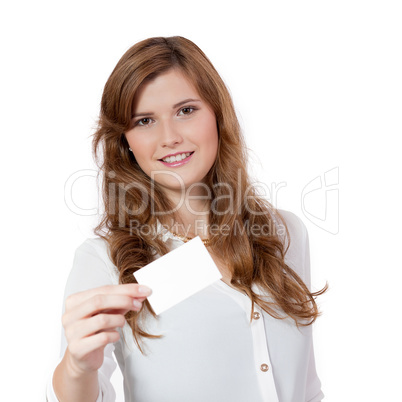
left=68, top=330, right=121, bottom=362
left=65, top=283, right=152, bottom=311
left=63, top=294, right=142, bottom=328
left=65, top=312, right=129, bottom=342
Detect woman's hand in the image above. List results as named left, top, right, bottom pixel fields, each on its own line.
left=61, top=283, right=152, bottom=376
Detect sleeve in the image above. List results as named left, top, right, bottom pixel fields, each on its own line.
left=303, top=225, right=325, bottom=402
left=46, top=239, right=119, bottom=402
left=278, top=209, right=325, bottom=401
left=277, top=208, right=312, bottom=288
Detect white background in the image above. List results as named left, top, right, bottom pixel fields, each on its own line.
left=1, top=1, right=401, bottom=401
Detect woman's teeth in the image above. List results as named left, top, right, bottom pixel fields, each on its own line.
left=162, top=152, right=191, bottom=163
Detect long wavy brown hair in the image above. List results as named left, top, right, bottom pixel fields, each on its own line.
left=92, top=36, right=326, bottom=351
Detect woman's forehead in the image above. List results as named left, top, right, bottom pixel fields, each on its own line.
left=132, top=69, right=201, bottom=111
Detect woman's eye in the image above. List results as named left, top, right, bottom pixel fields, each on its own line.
left=137, top=118, right=152, bottom=126
left=179, top=107, right=194, bottom=115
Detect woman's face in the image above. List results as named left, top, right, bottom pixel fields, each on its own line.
left=125, top=68, right=218, bottom=200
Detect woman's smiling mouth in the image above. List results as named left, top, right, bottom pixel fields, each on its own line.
left=158, top=151, right=195, bottom=166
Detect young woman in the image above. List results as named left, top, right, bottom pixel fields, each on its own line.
left=47, top=36, right=326, bottom=402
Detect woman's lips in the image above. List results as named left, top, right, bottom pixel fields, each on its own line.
left=159, top=151, right=194, bottom=167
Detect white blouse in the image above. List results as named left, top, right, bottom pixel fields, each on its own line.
left=47, top=209, right=324, bottom=401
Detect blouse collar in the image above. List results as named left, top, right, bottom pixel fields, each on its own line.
left=155, top=220, right=182, bottom=243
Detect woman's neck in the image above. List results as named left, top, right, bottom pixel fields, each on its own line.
left=167, top=211, right=210, bottom=240
left=160, top=186, right=211, bottom=239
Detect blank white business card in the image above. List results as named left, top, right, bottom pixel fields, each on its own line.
left=133, top=236, right=222, bottom=315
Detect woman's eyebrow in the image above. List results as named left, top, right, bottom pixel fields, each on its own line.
left=133, top=98, right=201, bottom=118
left=172, top=98, right=201, bottom=108
left=133, top=111, right=154, bottom=118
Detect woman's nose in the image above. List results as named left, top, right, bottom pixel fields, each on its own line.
left=159, top=120, right=183, bottom=147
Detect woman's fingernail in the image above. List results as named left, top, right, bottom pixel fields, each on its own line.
left=138, top=285, right=152, bottom=295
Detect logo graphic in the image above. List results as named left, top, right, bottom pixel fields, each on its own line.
left=64, top=169, right=98, bottom=216
left=301, top=167, right=339, bottom=234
